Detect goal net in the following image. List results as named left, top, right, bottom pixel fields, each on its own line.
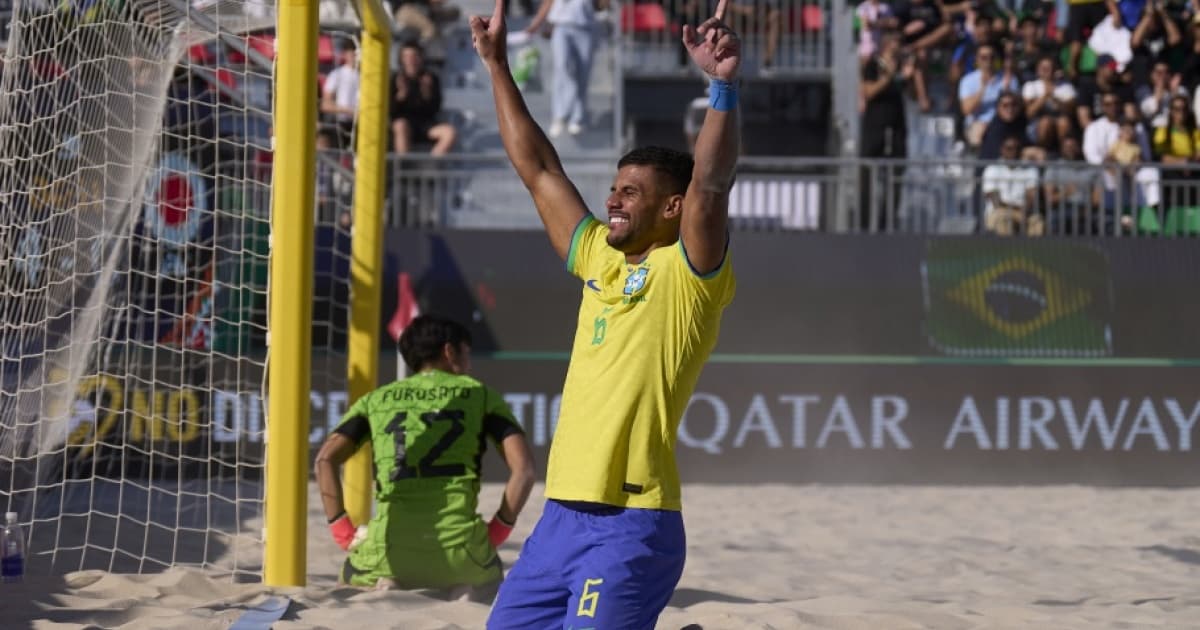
left=0, top=0, right=367, bottom=580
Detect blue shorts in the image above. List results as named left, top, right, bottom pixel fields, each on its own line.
left=487, top=499, right=686, bottom=630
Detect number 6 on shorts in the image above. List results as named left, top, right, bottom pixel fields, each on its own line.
left=576, top=578, right=603, bottom=618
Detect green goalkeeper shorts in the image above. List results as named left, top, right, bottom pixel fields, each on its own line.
left=340, top=516, right=502, bottom=589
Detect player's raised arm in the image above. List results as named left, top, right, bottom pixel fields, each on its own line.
left=469, top=0, right=588, bottom=261
left=680, top=0, right=741, bottom=275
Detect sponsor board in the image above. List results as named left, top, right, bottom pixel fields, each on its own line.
left=49, top=356, right=1200, bottom=485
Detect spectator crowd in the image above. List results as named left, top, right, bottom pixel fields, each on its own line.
left=858, top=0, right=1200, bottom=234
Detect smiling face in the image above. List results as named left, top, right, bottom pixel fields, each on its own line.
left=604, top=164, right=683, bottom=256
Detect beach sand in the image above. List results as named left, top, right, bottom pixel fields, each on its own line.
left=4, top=483, right=1200, bottom=629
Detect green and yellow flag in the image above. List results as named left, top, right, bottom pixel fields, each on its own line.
left=922, top=240, right=1113, bottom=357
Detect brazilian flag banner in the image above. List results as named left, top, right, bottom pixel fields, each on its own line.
left=921, top=240, right=1113, bottom=357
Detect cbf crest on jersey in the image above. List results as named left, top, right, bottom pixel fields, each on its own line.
left=624, top=267, right=649, bottom=295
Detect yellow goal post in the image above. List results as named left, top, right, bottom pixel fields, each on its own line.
left=266, top=0, right=390, bottom=587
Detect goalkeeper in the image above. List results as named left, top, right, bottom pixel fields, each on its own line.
left=315, top=315, right=537, bottom=595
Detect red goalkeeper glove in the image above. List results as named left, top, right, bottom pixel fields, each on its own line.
left=329, top=512, right=356, bottom=550
left=487, top=512, right=515, bottom=548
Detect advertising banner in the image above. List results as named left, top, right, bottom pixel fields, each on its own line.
left=32, top=230, right=1200, bottom=485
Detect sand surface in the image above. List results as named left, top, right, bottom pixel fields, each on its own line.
left=4, top=483, right=1200, bottom=629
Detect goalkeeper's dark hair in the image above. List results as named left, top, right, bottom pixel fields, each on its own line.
left=398, top=315, right=472, bottom=373
left=618, top=146, right=694, bottom=197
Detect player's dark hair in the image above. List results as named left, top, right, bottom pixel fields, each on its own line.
left=398, top=315, right=472, bottom=373
left=618, top=146, right=694, bottom=197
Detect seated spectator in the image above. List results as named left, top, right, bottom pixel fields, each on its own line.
left=321, top=40, right=359, bottom=149
left=1076, top=54, right=1137, bottom=128
left=1108, top=118, right=1143, bottom=164
left=857, top=0, right=896, bottom=62
left=1180, top=19, right=1200, bottom=92
left=951, top=17, right=997, bottom=86
left=959, top=43, right=1021, bottom=147
left=1137, top=61, right=1187, bottom=127
left=1152, top=94, right=1200, bottom=204
left=394, top=0, right=461, bottom=49
left=980, top=91, right=1043, bottom=160
left=1023, top=55, right=1078, bottom=152
left=982, top=135, right=1043, bottom=235
left=390, top=42, right=457, bottom=156
left=1084, top=93, right=1162, bottom=210
left=1009, top=15, right=1055, bottom=82
left=1129, top=0, right=1182, bottom=85
left=1065, top=0, right=1115, bottom=78
left=1044, top=135, right=1105, bottom=233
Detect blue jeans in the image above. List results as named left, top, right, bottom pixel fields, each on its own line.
left=550, top=24, right=594, bottom=126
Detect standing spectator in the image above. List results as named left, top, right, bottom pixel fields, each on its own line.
left=959, top=43, right=1020, bottom=147
left=1129, top=0, right=1183, bottom=84
left=1023, top=55, right=1078, bottom=152
left=1137, top=61, right=1187, bottom=127
left=857, top=0, right=896, bottom=61
left=893, top=0, right=945, bottom=110
left=390, top=42, right=457, bottom=156
left=525, top=0, right=597, bottom=137
left=321, top=40, right=359, bottom=149
left=859, top=29, right=911, bottom=231
left=1086, top=7, right=1133, bottom=70
left=1075, top=54, right=1136, bottom=127
left=1152, top=94, right=1200, bottom=204
left=894, top=0, right=953, bottom=51
left=982, top=136, right=1042, bottom=235
left=1065, top=0, right=1116, bottom=78
left=1044, top=135, right=1105, bottom=233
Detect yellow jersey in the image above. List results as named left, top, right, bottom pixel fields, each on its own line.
left=544, top=215, right=736, bottom=510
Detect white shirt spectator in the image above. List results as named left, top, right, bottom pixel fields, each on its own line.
left=1087, top=15, right=1132, bottom=71
left=1021, top=79, right=1077, bottom=115
left=982, top=163, right=1039, bottom=215
left=1083, top=117, right=1161, bottom=204
left=323, top=64, right=359, bottom=121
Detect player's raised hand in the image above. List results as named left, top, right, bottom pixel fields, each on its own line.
left=682, top=0, right=742, bottom=82
left=469, top=0, right=507, bottom=67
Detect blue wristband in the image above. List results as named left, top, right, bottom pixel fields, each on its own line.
left=708, top=78, right=738, bottom=112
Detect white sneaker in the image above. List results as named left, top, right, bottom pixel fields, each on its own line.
left=567, top=122, right=584, bottom=136
left=548, top=120, right=565, bottom=138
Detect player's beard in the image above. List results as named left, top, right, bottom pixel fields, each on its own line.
left=606, top=223, right=636, bottom=251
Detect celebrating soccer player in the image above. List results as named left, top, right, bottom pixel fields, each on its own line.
left=470, top=0, right=740, bottom=626
left=314, top=315, right=537, bottom=598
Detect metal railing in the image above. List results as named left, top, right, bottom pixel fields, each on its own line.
left=375, top=154, right=1200, bottom=237
left=615, top=0, right=832, bottom=77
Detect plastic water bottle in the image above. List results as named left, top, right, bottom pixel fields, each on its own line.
left=512, top=47, right=540, bottom=91
left=2, top=512, right=25, bottom=583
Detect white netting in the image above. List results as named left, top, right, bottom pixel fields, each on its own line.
left=0, top=0, right=359, bottom=580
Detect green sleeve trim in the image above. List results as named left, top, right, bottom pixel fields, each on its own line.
left=565, top=214, right=598, bottom=274
left=678, top=233, right=730, bottom=280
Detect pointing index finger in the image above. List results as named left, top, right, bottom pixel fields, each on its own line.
left=492, top=0, right=503, bottom=24
left=713, top=0, right=728, bottom=21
